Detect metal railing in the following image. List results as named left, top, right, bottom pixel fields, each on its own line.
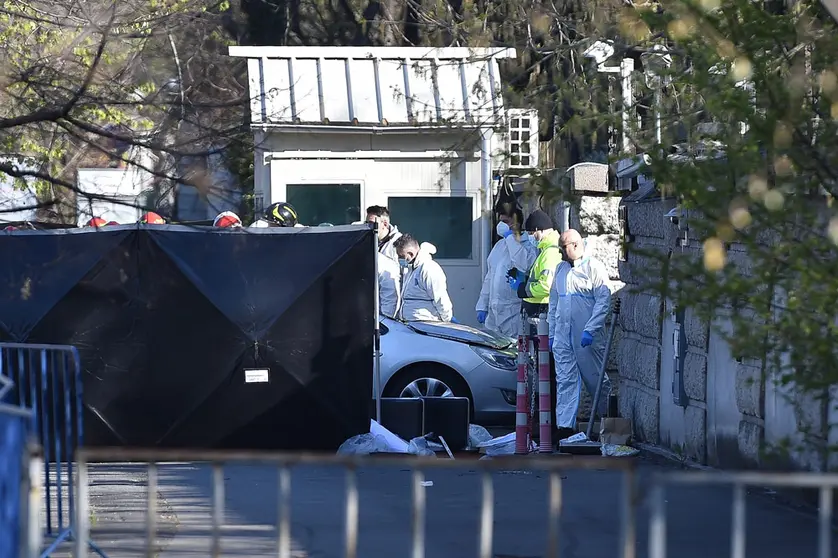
left=72, top=448, right=638, bottom=558
left=649, top=470, right=836, bottom=558
left=0, top=343, right=105, bottom=557
left=0, top=374, right=36, bottom=558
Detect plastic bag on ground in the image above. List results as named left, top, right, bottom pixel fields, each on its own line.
left=560, top=432, right=588, bottom=444
left=337, top=433, right=391, bottom=455
left=370, top=419, right=409, bottom=452
left=407, top=436, right=437, bottom=457
left=467, top=424, right=493, bottom=449
left=601, top=444, right=640, bottom=457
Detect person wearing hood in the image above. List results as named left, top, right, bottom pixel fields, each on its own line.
left=366, top=205, right=402, bottom=262
left=351, top=220, right=402, bottom=318
left=394, top=234, right=453, bottom=322
left=509, top=209, right=562, bottom=316
left=475, top=207, right=536, bottom=336
left=548, top=228, right=612, bottom=440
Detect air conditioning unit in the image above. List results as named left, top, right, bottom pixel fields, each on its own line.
left=505, top=108, right=539, bottom=170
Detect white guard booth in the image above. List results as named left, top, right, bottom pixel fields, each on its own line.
left=229, top=46, right=517, bottom=327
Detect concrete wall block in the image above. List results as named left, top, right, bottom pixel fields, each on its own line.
left=794, top=389, right=827, bottom=438
left=683, top=351, right=707, bottom=402
left=738, top=421, right=763, bottom=466
left=617, top=337, right=660, bottom=390
left=623, top=237, right=667, bottom=287
left=607, top=325, right=624, bottom=371
left=684, top=307, right=709, bottom=350
left=619, top=291, right=662, bottom=339
left=684, top=405, right=707, bottom=463
left=735, top=363, right=763, bottom=418
left=578, top=196, right=621, bottom=235
left=569, top=164, right=609, bottom=193
left=619, top=384, right=659, bottom=443
left=726, top=248, right=754, bottom=278
left=626, top=201, right=674, bottom=239
left=586, top=234, right=621, bottom=281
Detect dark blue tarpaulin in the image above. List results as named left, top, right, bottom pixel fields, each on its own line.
left=0, top=225, right=376, bottom=450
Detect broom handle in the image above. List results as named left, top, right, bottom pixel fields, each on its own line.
left=585, top=299, right=621, bottom=441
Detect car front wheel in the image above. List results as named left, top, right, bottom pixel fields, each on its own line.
left=384, top=363, right=471, bottom=402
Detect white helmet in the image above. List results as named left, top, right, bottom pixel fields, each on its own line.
left=249, top=219, right=271, bottom=228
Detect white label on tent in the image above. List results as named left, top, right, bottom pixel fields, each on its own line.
left=244, top=369, right=270, bottom=384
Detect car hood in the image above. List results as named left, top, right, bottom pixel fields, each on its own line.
left=406, top=321, right=515, bottom=350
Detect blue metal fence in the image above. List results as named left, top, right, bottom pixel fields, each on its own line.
left=0, top=343, right=105, bottom=557
left=0, top=373, right=33, bottom=558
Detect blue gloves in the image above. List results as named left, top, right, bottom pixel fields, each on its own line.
left=507, top=269, right=527, bottom=291
left=476, top=311, right=488, bottom=324
left=549, top=337, right=554, bottom=351
left=581, top=331, right=593, bottom=347
left=450, top=317, right=460, bottom=324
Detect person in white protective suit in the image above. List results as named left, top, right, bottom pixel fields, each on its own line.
left=475, top=208, right=537, bottom=337
left=366, top=205, right=402, bottom=262
left=353, top=220, right=402, bottom=318
left=377, top=252, right=401, bottom=318
left=547, top=228, right=612, bottom=439
left=394, top=234, right=454, bottom=322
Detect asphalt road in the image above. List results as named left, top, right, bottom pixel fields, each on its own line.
left=72, top=455, right=837, bottom=558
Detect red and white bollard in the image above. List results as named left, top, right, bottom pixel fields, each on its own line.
left=536, top=313, right=552, bottom=453
left=514, top=325, right=530, bottom=455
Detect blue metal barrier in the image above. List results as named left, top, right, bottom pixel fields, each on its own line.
left=0, top=375, right=33, bottom=558
left=0, top=343, right=105, bottom=557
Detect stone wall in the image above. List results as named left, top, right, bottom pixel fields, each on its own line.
left=618, top=196, right=836, bottom=470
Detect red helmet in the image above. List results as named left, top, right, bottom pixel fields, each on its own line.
left=139, top=212, right=165, bottom=225
left=86, top=217, right=107, bottom=228
left=4, top=225, right=18, bottom=231
left=213, top=211, right=243, bottom=228
left=106, top=221, right=119, bottom=226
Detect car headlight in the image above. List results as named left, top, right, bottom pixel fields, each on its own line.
left=470, top=345, right=518, bottom=371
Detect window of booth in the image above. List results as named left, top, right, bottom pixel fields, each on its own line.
left=286, top=184, right=361, bottom=226
left=387, top=196, right=473, bottom=259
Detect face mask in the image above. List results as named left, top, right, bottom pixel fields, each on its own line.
left=496, top=221, right=510, bottom=237
left=398, top=258, right=408, bottom=268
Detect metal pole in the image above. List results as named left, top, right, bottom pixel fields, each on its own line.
left=480, top=130, right=493, bottom=283
left=372, top=221, right=382, bottom=423
left=146, top=463, right=158, bottom=557
left=536, top=314, right=552, bottom=453
left=620, top=58, right=635, bottom=154
left=514, top=316, right=530, bottom=455
left=73, top=456, right=89, bottom=558
left=586, top=300, right=620, bottom=441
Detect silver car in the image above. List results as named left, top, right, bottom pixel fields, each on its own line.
left=378, top=317, right=518, bottom=427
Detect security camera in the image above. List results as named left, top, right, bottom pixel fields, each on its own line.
left=612, top=154, right=651, bottom=179
left=664, top=206, right=681, bottom=225
left=583, top=40, right=615, bottom=66
left=640, top=45, right=672, bottom=76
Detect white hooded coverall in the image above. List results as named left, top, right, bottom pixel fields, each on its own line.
left=377, top=252, right=401, bottom=318
left=378, top=225, right=402, bottom=262
left=547, top=256, right=612, bottom=428
left=398, top=244, right=453, bottom=322
left=475, top=234, right=537, bottom=337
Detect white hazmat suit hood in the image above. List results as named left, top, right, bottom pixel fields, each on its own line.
left=398, top=243, right=453, bottom=322
left=547, top=255, right=612, bottom=429
left=378, top=224, right=402, bottom=262
left=475, top=233, right=537, bottom=337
